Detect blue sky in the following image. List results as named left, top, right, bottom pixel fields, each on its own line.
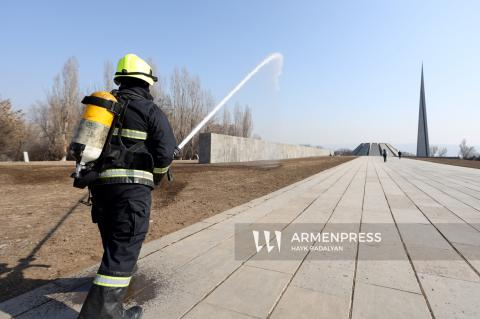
left=1, top=0, right=479, bottom=153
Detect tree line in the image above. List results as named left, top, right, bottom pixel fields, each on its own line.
left=0, top=57, right=254, bottom=161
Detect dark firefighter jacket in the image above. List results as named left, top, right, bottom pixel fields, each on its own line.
left=92, top=85, right=176, bottom=188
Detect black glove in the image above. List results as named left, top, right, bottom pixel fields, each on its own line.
left=73, top=170, right=99, bottom=189
left=153, top=173, right=165, bottom=185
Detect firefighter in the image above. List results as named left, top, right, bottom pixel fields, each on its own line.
left=78, top=53, right=176, bottom=319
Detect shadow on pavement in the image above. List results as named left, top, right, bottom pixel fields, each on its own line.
left=0, top=195, right=89, bottom=318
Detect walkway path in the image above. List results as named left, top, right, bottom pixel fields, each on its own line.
left=1, top=157, right=480, bottom=318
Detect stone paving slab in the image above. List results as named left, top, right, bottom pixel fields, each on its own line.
left=2, top=157, right=480, bottom=318
left=351, top=282, right=431, bottom=319
left=270, top=286, right=350, bottom=319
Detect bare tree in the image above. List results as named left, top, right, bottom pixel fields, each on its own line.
left=0, top=98, right=26, bottom=161
left=23, top=122, right=49, bottom=161
left=334, top=148, right=353, bottom=156
left=233, top=103, right=243, bottom=137
left=169, top=67, right=212, bottom=158
left=241, top=105, right=253, bottom=138
left=203, top=103, right=253, bottom=138
left=146, top=58, right=171, bottom=113
left=141, top=63, right=256, bottom=158
left=202, top=91, right=216, bottom=134
left=438, top=147, right=448, bottom=157
left=252, top=134, right=262, bottom=140
left=227, top=103, right=254, bottom=138
left=459, top=139, right=477, bottom=159
left=430, top=145, right=449, bottom=157
left=103, top=61, right=115, bottom=92
left=34, top=57, right=81, bottom=160
left=222, top=108, right=231, bottom=135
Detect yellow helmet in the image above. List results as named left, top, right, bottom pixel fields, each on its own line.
left=114, top=53, right=158, bottom=86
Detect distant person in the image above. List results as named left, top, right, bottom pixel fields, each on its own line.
left=398, top=151, right=402, bottom=159
left=382, top=149, right=387, bottom=162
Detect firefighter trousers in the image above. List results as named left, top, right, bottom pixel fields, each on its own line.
left=90, top=184, right=151, bottom=281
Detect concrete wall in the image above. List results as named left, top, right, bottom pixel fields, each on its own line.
left=199, top=133, right=331, bottom=164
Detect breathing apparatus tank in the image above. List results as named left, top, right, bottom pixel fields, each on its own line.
left=69, top=91, right=121, bottom=187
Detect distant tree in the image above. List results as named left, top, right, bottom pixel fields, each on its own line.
left=23, top=123, right=50, bottom=161
left=438, top=147, right=448, bottom=157
left=430, top=145, right=439, bottom=157
left=0, top=98, right=26, bottom=161
left=227, top=103, right=253, bottom=138
left=241, top=105, right=253, bottom=138
left=103, top=60, right=115, bottom=92
left=34, top=57, right=81, bottom=160
left=430, top=145, right=448, bottom=157
left=459, top=139, right=477, bottom=159
left=169, top=67, right=215, bottom=159
left=214, top=103, right=253, bottom=138
left=334, top=148, right=353, bottom=156
left=252, top=134, right=262, bottom=140
left=222, top=108, right=232, bottom=135
left=233, top=103, right=243, bottom=137
left=203, top=122, right=225, bottom=135
left=146, top=58, right=171, bottom=113
left=400, top=151, right=415, bottom=157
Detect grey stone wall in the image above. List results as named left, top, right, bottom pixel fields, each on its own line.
left=199, top=133, right=331, bottom=164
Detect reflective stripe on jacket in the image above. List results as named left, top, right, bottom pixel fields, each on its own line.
left=153, top=165, right=170, bottom=174
left=112, top=128, right=148, bottom=140
left=98, top=169, right=154, bottom=187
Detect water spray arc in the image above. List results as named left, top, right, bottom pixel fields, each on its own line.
left=175, top=52, right=283, bottom=154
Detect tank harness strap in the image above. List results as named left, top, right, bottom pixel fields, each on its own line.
left=81, top=96, right=123, bottom=115
left=127, top=141, right=147, bottom=152
left=112, top=97, right=131, bottom=147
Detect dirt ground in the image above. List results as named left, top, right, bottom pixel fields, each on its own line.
left=0, top=156, right=353, bottom=302
left=415, top=157, right=480, bottom=169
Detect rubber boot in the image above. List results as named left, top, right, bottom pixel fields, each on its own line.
left=78, top=284, right=143, bottom=319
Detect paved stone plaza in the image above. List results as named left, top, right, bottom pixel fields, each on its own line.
left=1, top=157, right=480, bottom=318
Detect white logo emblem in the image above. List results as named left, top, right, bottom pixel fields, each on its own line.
left=252, top=230, right=282, bottom=253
